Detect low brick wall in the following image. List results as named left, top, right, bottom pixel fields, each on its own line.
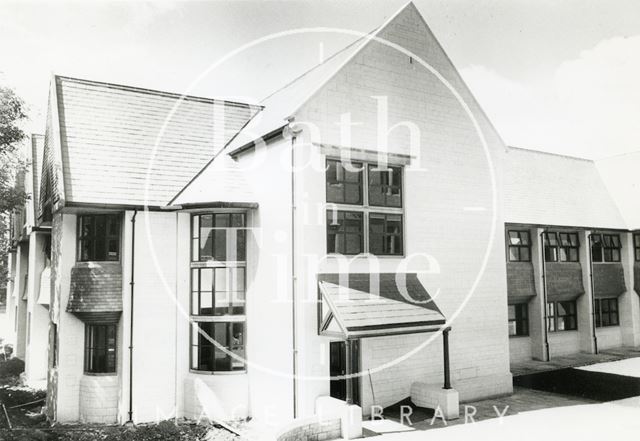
left=277, top=418, right=341, bottom=441
left=79, top=375, right=119, bottom=423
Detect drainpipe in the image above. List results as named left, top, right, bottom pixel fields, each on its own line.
left=127, top=209, right=137, bottom=423
left=588, top=233, right=598, bottom=354
left=539, top=231, right=550, bottom=361
left=288, top=120, right=303, bottom=419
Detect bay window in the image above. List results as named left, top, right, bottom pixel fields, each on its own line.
left=190, top=213, right=247, bottom=373
left=559, top=232, right=579, bottom=262
left=543, top=232, right=558, bottom=262
left=591, top=233, right=621, bottom=263
left=84, top=324, right=117, bottom=374
left=77, top=214, right=120, bottom=261
left=507, top=230, right=530, bottom=262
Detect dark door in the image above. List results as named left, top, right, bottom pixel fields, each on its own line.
left=329, top=340, right=360, bottom=405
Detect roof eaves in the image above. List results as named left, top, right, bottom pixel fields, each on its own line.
left=54, top=74, right=261, bottom=109
left=51, top=74, right=66, bottom=209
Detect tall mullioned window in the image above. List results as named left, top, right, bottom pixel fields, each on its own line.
left=326, top=159, right=404, bottom=256
left=190, top=213, right=246, bottom=373
left=507, top=230, right=531, bottom=262
left=634, top=234, right=640, bottom=261
left=77, top=214, right=120, bottom=261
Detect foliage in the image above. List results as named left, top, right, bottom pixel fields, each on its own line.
left=0, top=358, right=25, bottom=378
left=0, top=85, right=29, bottom=308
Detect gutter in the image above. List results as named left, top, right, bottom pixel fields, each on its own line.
left=587, top=233, right=598, bottom=354
left=539, top=231, right=550, bottom=361
left=127, top=209, right=138, bottom=423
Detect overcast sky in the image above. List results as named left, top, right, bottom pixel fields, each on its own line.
left=1, top=0, right=639, bottom=159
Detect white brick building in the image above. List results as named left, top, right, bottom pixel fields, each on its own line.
left=2, top=2, right=639, bottom=438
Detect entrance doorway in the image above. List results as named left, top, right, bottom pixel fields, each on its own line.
left=329, top=340, right=360, bottom=405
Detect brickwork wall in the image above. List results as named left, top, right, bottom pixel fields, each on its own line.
left=79, top=375, right=119, bottom=423
left=277, top=419, right=341, bottom=441
left=593, top=263, right=626, bottom=298
left=546, top=262, right=585, bottom=300
left=506, top=262, right=537, bottom=301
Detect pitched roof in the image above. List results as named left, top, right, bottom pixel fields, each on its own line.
left=593, top=152, right=640, bottom=230
left=170, top=152, right=258, bottom=207
left=504, top=147, right=627, bottom=229
left=225, top=36, right=369, bottom=155
left=222, top=2, right=421, bottom=157
left=30, top=134, right=44, bottom=221
left=47, top=75, right=259, bottom=207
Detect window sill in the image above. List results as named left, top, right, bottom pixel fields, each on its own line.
left=189, top=369, right=247, bottom=376
left=596, top=325, right=620, bottom=329
left=548, top=329, right=578, bottom=333
left=325, top=253, right=405, bottom=259
left=508, top=334, right=530, bottom=339
left=83, top=372, right=117, bottom=377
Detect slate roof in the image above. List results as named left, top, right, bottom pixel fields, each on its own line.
left=596, top=152, right=640, bottom=230
left=45, top=76, right=259, bottom=207
left=67, top=263, right=123, bottom=315
left=504, top=147, right=627, bottom=229
left=30, top=134, right=44, bottom=221
left=317, top=273, right=445, bottom=339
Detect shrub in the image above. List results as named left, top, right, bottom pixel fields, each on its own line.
left=0, top=358, right=25, bottom=378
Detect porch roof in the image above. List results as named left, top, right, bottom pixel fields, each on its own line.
left=318, top=273, right=446, bottom=339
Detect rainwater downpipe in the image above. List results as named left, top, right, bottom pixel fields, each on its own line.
left=127, top=209, right=137, bottom=423
left=540, top=230, right=550, bottom=361
left=588, top=233, right=598, bottom=354
left=288, top=120, right=303, bottom=419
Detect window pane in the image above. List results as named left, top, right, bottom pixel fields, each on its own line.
left=508, top=305, right=516, bottom=320
left=326, top=160, right=362, bottom=204
left=508, top=231, right=520, bottom=245
left=230, top=322, right=246, bottom=371
left=200, top=218, right=214, bottom=260
left=192, top=215, right=199, bottom=236
left=214, top=322, right=230, bottom=371
left=214, top=229, right=227, bottom=261
left=520, top=248, right=530, bottom=262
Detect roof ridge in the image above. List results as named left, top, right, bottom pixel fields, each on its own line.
left=508, top=145, right=593, bottom=162
left=259, top=28, right=377, bottom=103
left=54, top=74, right=261, bottom=109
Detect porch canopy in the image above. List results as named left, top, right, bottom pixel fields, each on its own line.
left=317, top=273, right=446, bottom=340
left=317, top=273, right=451, bottom=404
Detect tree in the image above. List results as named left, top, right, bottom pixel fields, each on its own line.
left=0, top=85, right=29, bottom=307
left=0, top=86, right=28, bottom=212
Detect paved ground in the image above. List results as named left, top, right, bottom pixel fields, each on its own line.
left=380, top=386, right=595, bottom=432
left=510, top=346, right=640, bottom=376
left=378, top=351, right=640, bottom=435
